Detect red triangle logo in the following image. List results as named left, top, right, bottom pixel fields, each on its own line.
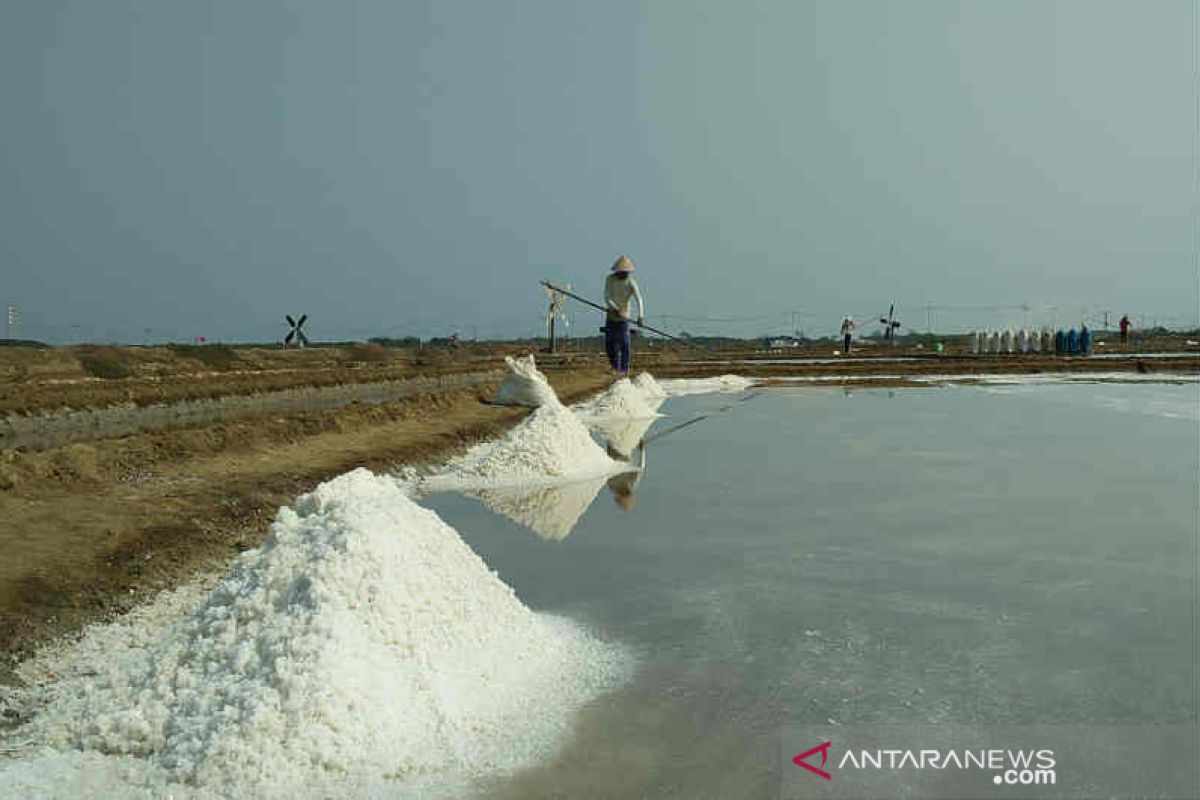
left=793, top=740, right=832, bottom=780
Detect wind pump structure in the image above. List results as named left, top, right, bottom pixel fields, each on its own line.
left=879, top=304, right=901, bottom=343
left=284, top=314, right=310, bottom=348
left=544, top=284, right=570, bottom=353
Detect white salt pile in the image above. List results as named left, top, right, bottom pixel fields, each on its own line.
left=631, top=372, right=667, bottom=400
left=491, top=354, right=561, bottom=408
left=0, top=469, right=631, bottom=798
left=575, top=377, right=662, bottom=420
left=427, top=402, right=625, bottom=490
left=656, top=375, right=754, bottom=396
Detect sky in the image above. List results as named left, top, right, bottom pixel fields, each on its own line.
left=1, top=0, right=1195, bottom=344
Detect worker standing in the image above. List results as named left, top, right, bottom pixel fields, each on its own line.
left=1118, top=315, right=1131, bottom=349
left=840, top=316, right=855, bottom=354
left=603, top=255, right=645, bottom=375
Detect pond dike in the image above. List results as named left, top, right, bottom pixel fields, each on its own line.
left=1, top=370, right=502, bottom=452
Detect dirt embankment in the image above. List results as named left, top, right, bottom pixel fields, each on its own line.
left=0, top=358, right=611, bottom=677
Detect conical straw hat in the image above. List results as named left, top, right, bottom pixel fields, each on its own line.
left=611, top=255, right=635, bottom=273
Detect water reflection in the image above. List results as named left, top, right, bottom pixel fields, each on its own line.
left=605, top=443, right=646, bottom=512
left=468, top=478, right=609, bottom=541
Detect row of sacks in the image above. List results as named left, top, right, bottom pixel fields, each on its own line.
left=970, top=327, right=1094, bottom=355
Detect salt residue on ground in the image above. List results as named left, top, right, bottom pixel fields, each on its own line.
left=426, top=402, right=626, bottom=490
left=574, top=377, right=662, bottom=420
left=490, top=354, right=561, bottom=408
left=0, top=469, right=631, bottom=798
left=656, top=375, right=755, bottom=396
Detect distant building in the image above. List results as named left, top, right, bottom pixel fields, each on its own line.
left=764, top=336, right=802, bottom=350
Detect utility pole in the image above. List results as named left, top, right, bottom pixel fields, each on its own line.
left=925, top=303, right=932, bottom=334
left=5, top=303, right=17, bottom=340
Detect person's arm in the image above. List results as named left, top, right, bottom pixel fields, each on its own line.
left=630, top=278, right=645, bottom=324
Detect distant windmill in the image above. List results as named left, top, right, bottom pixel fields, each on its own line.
left=879, top=304, right=901, bottom=344
left=284, top=314, right=310, bottom=348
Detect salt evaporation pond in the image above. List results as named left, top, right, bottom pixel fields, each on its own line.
left=423, top=381, right=1197, bottom=798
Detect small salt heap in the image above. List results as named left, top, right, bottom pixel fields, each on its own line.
left=3, top=470, right=631, bottom=797
left=430, top=402, right=624, bottom=489
left=491, top=354, right=561, bottom=408
left=575, top=378, right=661, bottom=421
left=631, top=372, right=667, bottom=400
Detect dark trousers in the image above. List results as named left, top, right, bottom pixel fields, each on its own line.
left=605, top=319, right=631, bottom=373
left=843, top=333, right=852, bottom=353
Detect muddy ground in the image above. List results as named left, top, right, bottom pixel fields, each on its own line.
left=0, top=340, right=1195, bottom=680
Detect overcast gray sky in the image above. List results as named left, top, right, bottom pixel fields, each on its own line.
left=1, top=0, right=1195, bottom=343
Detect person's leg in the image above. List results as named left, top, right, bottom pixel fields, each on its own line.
left=844, top=333, right=851, bottom=353
left=618, top=321, right=631, bottom=374
left=604, top=322, right=620, bottom=371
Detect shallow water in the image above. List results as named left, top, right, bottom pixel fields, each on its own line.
left=425, top=384, right=1198, bottom=799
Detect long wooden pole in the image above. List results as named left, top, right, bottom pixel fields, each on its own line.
left=540, top=280, right=704, bottom=349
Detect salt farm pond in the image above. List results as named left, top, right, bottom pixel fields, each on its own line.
left=426, top=381, right=1198, bottom=798
left=0, top=376, right=1194, bottom=798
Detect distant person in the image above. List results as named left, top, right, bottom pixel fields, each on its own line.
left=1079, top=325, right=1092, bottom=354
left=603, top=255, right=645, bottom=376
left=1119, top=315, right=1131, bottom=348
left=840, top=316, right=855, bottom=354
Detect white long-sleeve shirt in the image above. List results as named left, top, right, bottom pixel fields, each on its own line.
left=604, top=274, right=645, bottom=320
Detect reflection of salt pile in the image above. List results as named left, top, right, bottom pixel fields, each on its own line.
left=656, top=375, right=754, bottom=396
left=575, top=378, right=662, bottom=420
left=491, top=354, right=561, bottom=408
left=431, top=402, right=624, bottom=489
left=4, top=470, right=630, bottom=796
left=631, top=372, right=667, bottom=400
left=470, top=477, right=608, bottom=541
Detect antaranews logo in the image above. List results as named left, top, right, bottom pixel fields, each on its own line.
left=791, top=739, right=1056, bottom=787
left=792, top=740, right=832, bottom=780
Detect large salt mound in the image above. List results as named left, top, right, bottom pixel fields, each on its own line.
left=3, top=469, right=631, bottom=797
left=575, top=378, right=662, bottom=420
left=430, top=402, right=624, bottom=489
left=491, top=354, right=561, bottom=408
